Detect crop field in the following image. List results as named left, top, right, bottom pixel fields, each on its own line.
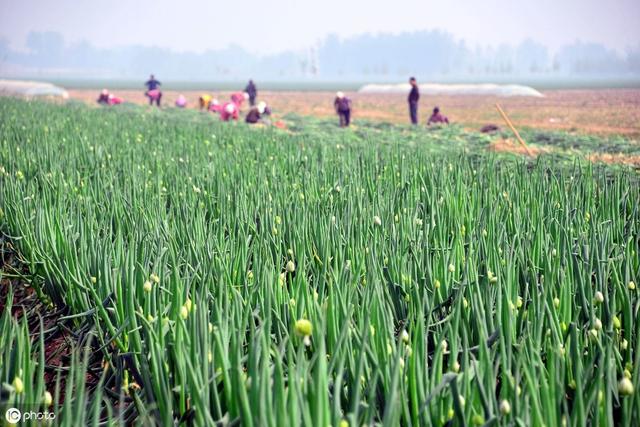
left=67, top=88, right=640, bottom=138
left=0, top=98, right=639, bottom=426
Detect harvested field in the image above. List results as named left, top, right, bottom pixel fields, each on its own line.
left=66, top=88, right=640, bottom=137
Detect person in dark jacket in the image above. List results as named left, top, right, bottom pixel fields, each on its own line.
left=144, top=74, right=162, bottom=106
left=334, top=92, right=352, bottom=127
left=246, top=101, right=272, bottom=124
left=245, top=80, right=257, bottom=106
left=427, top=107, right=449, bottom=125
left=97, top=89, right=110, bottom=105
left=408, top=77, right=419, bottom=125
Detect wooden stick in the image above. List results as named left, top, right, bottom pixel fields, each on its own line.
left=495, top=103, right=533, bottom=156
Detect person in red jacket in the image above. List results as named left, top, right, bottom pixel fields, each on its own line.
left=175, top=94, right=187, bottom=108
left=220, top=102, right=239, bottom=121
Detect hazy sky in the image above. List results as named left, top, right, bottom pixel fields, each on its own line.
left=1, top=0, right=639, bottom=54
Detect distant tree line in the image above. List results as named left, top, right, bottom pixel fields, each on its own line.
left=0, top=30, right=638, bottom=80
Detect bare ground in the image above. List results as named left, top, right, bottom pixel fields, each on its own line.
left=67, top=88, right=640, bottom=137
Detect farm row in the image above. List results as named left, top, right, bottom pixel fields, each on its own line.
left=0, top=98, right=638, bottom=426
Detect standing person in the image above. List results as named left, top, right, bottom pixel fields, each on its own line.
left=144, top=74, right=162, bottom=106
left=408, top=77, right=420, bottom=125
left=334, top=91, right=352, bottom=127
left=245, top=80, right=257, bottom=106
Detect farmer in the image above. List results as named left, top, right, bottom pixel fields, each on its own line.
left=108, top=95, right=123, bottom=105
left=334, top=91, right=352, bottom=127
left=199, top=94, right=212, bottom=110
left=97, top=89, right=110, bottom=105
left=231, top=91, right=249, bottom=107
left=427, top=106, right=449, bottom=125
left=144, top=74, right=162, bottom=106
left=246, top=101, right=271, bottom=124
left=245, top=80, right=257, bottom=106
left=97, top=89, right=123, bottom=106
left=208, top=99, right=222, bottom=113
left=175, top=95, right=187, bottom=108
left=219, top=102, right=239, bottom=121
left=408, top=77, right=420, bottom=125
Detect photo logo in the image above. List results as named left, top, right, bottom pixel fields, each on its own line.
left=5, top=408, right=21, bottom=424
left=4, top=408, right=56, bottom=424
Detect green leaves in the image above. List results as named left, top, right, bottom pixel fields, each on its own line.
left=0, top=98, right=638, bottom=426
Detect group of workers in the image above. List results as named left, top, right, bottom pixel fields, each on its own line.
left=333, top=77, right=448, bottom=127
left=98, top=75, right=271, bottom=125
left=197, top=89, right=271, bottom=124
left=99, top=74, right=449, bottom=128
left=409, top=76, right=450, bottom=126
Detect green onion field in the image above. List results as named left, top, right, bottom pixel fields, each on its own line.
left=1, top=98, right=639, bottom=426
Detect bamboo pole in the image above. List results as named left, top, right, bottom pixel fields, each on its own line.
left=495, top=103, right=534, bottom=156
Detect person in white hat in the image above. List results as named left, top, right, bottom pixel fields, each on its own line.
left=208, top=98, right=222, bottom=113
left=97, top=89, right=110, bottom=104
left=220, top=101, right=239, bottom=121
left=333, top=91, right=352, bottom=127
left=246, top=101, right=272, bottom=124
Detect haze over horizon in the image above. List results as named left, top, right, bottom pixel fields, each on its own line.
left=1, top=0, right=639, bottom=55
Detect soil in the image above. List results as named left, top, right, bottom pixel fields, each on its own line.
left=0, top=237, right=104, bottom=406
left=587, top=153, right=640, bottom=167
left=488, top=138, right=550, bottom=157
left=67, top=88, right=640, bottom=138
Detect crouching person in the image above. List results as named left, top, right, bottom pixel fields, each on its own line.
left=199, top=94, right=212, bottom=110
left=231, top=92, right=249, bottom=107
left=220, top=102, right=239, bottom=121
left=97, top=89, right=110, bottom=105
left=208, top=99, right=222, bottom=113
left=97, top=89, right=122, bottom=105
left=175, top=95, right=187, bottom=108
left=427, top=106, right=449, bottom=125
left=246, top=101, right=271, bottom=125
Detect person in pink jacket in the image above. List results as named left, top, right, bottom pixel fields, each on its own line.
left=108, top=95, right=123, bottom=105
left=230, top=92, right=249, bottom=107
left=175, top=94, right=187, bottom=108
left=219, top=102, right=239, bottom=121
left=97, top=89, right=123, bottom=105
left=208, top=99, right=222, bottom=113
